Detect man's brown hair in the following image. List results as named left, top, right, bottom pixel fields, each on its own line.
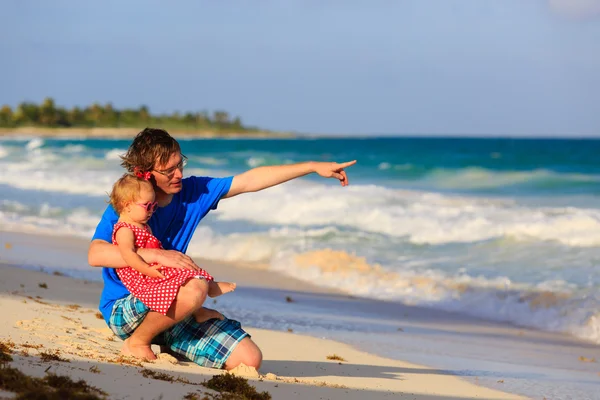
left=120, top=128, right=181, bottom=173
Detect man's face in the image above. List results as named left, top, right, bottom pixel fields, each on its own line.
left=152, top=152, right=185, bottom=195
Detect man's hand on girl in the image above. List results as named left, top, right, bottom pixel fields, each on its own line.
left=154, top=249, right=201, bottom=272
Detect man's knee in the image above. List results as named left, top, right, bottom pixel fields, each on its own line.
left=225, top=337, right=262, bottom=371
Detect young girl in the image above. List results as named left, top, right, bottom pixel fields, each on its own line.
left=109, top=173, right=236, bottom=323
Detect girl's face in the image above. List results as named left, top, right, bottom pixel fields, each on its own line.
left=124, top=184, right=157, bottom=223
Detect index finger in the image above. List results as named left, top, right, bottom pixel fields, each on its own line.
left=338, top=160, right=357, bottom=169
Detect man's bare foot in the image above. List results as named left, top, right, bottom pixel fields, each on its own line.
left=121, top=338, right=157, bottom=361
left=208, top=281, right=236, bottom=298
left=193, top=307, right=225, bottom=323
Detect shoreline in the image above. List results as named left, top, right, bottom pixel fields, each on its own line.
left=0, top=232, right=527, bottom=400
left=0, top=126, right=297, bottom=139
left=5, top=127, right=599, bottom=141
left=4, top=231, right=600, bottom=399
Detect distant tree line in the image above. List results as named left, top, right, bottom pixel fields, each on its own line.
left=0, top=98, right=259, bottom=132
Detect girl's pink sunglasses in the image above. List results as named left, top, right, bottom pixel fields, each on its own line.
left=135, top=201, right=158, bottom=213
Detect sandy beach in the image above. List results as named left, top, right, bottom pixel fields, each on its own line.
left=0, top=232, right=530, bottom=400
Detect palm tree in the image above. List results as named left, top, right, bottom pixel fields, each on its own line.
left=39, top=97, right=58, bottom=126
left=0, top=105, right=13, bottom=127
left=213, top=110, right=230, bottom=127
left=87, top=103, right=104, bottom=126
left=14, top=102, right=40, bottom=125
left=102, top=103, right=119, bottom=127
left=68, top=106, right=85, bottom=126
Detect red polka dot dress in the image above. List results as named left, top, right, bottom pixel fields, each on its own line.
left=113, top=222, right=214, bottom=315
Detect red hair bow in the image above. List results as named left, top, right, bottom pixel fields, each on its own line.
left=134, top=168, right=152, bottom=181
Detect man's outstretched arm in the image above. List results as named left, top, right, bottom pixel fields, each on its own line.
left=88, top=239, right=201, bottom=271
left=224, top=160, right=356, bottom=199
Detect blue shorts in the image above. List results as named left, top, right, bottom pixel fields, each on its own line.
left=108, top=294, right=249, bottom=369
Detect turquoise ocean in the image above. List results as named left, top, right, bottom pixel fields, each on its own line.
left=2, top=135, right=600, bottom=345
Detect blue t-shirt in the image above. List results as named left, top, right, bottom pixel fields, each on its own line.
left=91, top=175, right=233, bottom=323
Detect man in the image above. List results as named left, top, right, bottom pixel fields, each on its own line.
left=88, top=127, right=356, bottom=371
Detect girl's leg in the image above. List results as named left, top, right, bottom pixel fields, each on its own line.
left=123, top=278, right=209, bottom=360
left=207, top=281, right=237, bottom=298
left=190, top=278, right=228, bottom=322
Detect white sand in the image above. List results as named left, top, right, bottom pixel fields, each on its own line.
left=0, top=259, right=526, bottom=400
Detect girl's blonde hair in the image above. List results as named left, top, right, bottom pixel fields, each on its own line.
left=109, top=174, right=153, bottom=215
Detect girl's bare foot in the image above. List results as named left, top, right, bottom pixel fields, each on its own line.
left=193, top=307, right=225, bottom=323
left=121, top=337, right=157, bottom=361
left=208, top=281, right=236, bottom=298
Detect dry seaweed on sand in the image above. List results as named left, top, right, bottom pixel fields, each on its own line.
left=110, top=355, right=143, bottom=367
left=26, top=296, right=51, bottom=305
left=578, top=356, right=596, bottom=363
left=140, top=368, right=177, bottom=383
left=202, top=373, right=271, bottom=400
left=39, top=349, right=69, bottom=363
left=140, top=369, right=197, bottom=385
left=0, top=352, right=14, bottom=363
left=21, top=342, right=44, bottom=350
left=0, top=366, right=106, bottom=399
left=0, top=339, right=16, bottom=364
left=0, top=366, right=45, bottom=393
left=326, top=354, right=346, bottom=362
left=183, top=393, right=248, bottom=400
left=44, top=373, right=106, bottom=396
left=88, top=365, right=101, bottom=374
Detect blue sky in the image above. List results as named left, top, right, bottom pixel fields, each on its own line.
left=2, top=0, right=599, bottom=136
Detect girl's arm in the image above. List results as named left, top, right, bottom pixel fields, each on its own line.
left=88, top=239, right=200, bottom=271
left=115, top=228, right=165, bottom=279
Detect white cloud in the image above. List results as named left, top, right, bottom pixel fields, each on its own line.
left=549, top=0, right=600, bottom=19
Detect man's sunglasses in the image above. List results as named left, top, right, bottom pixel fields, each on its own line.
left=153, top=155, right=188, bottom=178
